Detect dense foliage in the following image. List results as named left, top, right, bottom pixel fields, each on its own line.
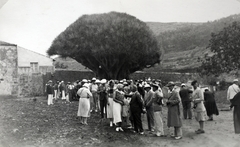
left=47, top=12, right=161, bottom=79
left=200, top=21, right=240, bottom=75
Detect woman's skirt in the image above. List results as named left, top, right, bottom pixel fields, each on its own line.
left=113, top=101, right=122, bottom=124
left=122, top=99, right=129, bottom=117
left=107, top=98, right=113, bottom=118
left=194, top=111, right=207, bottom=122
left=77, top=98, right=90, bottom=117
left=204, top=101, right=219, bottom=116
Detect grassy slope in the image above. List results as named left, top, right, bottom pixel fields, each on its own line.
left=146, top=22, right=202, bottom=35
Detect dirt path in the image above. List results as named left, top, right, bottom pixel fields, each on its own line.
left=0, top=96, right=239, bottom=147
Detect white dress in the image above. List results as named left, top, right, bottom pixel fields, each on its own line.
left=113, top=101, right=122, bottom=124
left=77, top=87, right=92, bottom=117
left=107, top=97, right=113, bottom=118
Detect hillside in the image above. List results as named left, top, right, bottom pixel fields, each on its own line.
left=54, top=14, right=240, bottom=72
left=151, top=14, right=240, bottom=72
left=146, top=22, right=202, bottom=35
left=157, top=14, right=240, bottom=53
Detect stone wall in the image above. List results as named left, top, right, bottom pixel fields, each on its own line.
left=18, top=66, right=54, bottom=97
left=18, top=73, right=44, bottom=97
left=0, top=45, right=18, bottom=95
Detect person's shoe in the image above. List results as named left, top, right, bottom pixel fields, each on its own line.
left=95, top=110, right=98, bottom=113
left=156, top=133, right=166, bottom=137
left=170, top=134, right=175, bottom=138
left=127, top=126, right=133, bottom=129
left=110, top=121, right=113, bottom=127
left=175, top=136, right=182, bottom=140
left=116, top=127, right=119, bottom=132
left=195, top=129, right=201, bottom=133
left=139, top=132, right=144, bottom=135
left=150, top=129, right=155, bottom=132
left=196, top=130, right=205, bottom=134
left=208, top=118, right=213, bottom=121
left=119, top=127, right=124, bottom=132
left=131, top=130, right=137, bottom=133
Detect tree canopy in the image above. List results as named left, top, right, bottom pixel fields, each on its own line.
left=47, top=12, right=161, bottom=79
left=200, top=21, right=240, bottom=76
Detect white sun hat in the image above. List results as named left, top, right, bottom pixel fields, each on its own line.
left=101, top=79, right=107, bottom=84
left=144, top=84, right=151, bottom=89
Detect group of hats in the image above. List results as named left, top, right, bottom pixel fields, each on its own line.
left=90, top=77, right=106, bottom=84
left=144, top=83, right=159, bottom=89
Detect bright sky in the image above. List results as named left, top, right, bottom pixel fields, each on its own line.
left=0, top=0, right=240, bottom=55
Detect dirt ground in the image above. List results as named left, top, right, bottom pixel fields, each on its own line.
left=0, top=95, right=240, bottom=147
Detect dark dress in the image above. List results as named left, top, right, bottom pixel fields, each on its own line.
left=98, top=85, right=108, bottom=118
left=231, top=92, right=240, bottom=134
left=204, top=91, right=219, bottom=117
left=130, top=91, right=144, bottom=133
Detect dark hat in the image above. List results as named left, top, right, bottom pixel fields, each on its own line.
left=191, top=80, right=197, bottom=86
left=152, top=83, right=159, bottom=88
left=166, top=81, right=175, bottom=87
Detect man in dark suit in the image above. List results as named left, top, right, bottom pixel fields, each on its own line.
left=179, top=83, right=193, bottom=119
left=130, top=85, right=145, bottom=135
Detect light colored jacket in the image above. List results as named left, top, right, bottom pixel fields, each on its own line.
left=227, top=84, right=240, bottom=100
left=90, top=83, right=98, bottom=93
left=192, top=87, right=205, bottom=112
left=77, top=87, right=92, bottom=98
left=167, top=89, right=182, bottom=127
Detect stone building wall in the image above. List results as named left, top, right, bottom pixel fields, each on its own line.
left=18, top=73, right=44, bottom=97
left=0, top=45, right=18, bottom=95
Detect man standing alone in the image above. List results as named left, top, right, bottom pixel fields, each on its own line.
left=179, top=83, right=193, bottom=119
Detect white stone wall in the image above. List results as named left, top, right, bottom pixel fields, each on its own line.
left=0, top=45, right=18, bottom=95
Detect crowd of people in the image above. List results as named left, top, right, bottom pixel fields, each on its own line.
left=44, top=77, right=240, bottom=140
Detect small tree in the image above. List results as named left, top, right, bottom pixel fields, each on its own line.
left=47, top=12, right=161, bottom=79
left=200, top=21, right=240, bottom=76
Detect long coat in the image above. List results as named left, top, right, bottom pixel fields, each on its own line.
left=167, top=90, right=182, bottom=127
left=231, top=92, right=240, bottom=134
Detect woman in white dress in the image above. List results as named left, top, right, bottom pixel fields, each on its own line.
left=77, top=83, right=93, bottom=125
left=113, top=84, right=125, bottom=132
left=107, top=80, right=115, bottom=127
